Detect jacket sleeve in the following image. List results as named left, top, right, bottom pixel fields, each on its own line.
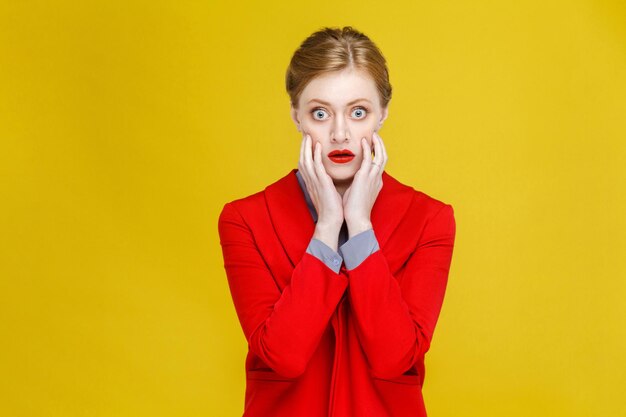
left=346, top=203, right=456, bottom=379
left=218, top=202, right=349, bottom=379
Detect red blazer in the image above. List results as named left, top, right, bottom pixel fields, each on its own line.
left=218, top=168, right=456, bottom=417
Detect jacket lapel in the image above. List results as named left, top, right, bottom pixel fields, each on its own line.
left=265, top=168, right=414, bottom=268
left=264, top=169, right=316, bottom=269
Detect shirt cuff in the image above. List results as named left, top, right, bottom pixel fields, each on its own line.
left=338, top=228, right=380, bottom=271
left=306, top=238, right=343, bottom=274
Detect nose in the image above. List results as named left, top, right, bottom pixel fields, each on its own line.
left=331, top=115, right=350, bottom=143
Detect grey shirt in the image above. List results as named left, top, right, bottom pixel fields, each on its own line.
left=295, top=169, right=380, bottom=274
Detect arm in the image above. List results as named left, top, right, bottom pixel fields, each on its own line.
left=346, top=204, right=456, bottom=379
left=218, top=202, right=348, bottom=378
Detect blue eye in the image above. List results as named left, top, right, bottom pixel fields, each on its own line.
left=312, top=108, right=329, bottom=120
left=352, top=107, right=367, bottom=119
left=311, top=106, right=368, bottom=121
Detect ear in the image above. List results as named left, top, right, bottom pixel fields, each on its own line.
left=290, top=104, right=301, bottom=132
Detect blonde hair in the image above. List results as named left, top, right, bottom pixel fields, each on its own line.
left=285, top=26, right=392, bottom=109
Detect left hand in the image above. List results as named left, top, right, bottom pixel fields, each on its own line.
left=342, top=132, right=388, bottom=237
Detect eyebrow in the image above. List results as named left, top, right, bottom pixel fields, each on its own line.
left=307, top=98, right=373, bottom=106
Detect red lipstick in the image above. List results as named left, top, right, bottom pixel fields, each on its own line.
left=328, top=149, right=355, bottom=164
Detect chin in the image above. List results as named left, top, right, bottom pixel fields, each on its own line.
left=328, top=168, right=356, bottom=183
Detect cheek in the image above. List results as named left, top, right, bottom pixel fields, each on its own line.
left=299, top=126, right=328, bottom=159
left=301, top=123, right=328, bottom=136
left=354, top=126, right=376, bottom=146
left=302, top=121, right=376, bottom=150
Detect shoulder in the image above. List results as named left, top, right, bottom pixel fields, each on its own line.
left=383, top=171, right=453, bottom=218
left=386, top=173, right=456, bottom=242
left=218, top=169, right=296, bottom=224
left=221, top=188, right=265, bottom=213
left=218, top=188, right=267, bottom=231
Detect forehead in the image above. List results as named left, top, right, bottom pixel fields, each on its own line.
left=300, top=68, right=379, bottom=106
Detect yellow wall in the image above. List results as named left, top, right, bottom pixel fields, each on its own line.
left=1, top=1, right=625, bottom=416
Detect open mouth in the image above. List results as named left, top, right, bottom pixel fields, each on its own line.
left=328, top=149, right=355, bottom=164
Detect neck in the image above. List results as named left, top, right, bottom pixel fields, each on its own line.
left=334, top=178, right=352, bottom=197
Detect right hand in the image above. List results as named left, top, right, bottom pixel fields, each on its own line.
left=298, top=133, right=344, bottom=246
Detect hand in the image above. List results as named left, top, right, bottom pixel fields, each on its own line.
left=298, top=133, right=344, bottom=249
left=342, top=132, right=388, bottom=238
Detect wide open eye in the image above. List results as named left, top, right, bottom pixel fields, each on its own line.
left=351, top=106, right=368, bottom=119
left=311, top=108, right=329, bottom=121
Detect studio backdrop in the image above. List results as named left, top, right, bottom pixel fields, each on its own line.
left=1, top=1, right=625, bottom=416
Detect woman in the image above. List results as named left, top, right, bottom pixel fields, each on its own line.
left=218, top=26, right=456, bottom=417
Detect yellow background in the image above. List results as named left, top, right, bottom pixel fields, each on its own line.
left=1, top=1, right=625, bottom=416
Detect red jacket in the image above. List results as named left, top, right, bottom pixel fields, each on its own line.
left=218, top=168, right=456, bottom=417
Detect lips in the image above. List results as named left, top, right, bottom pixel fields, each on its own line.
left=328, top=149, right=355, bottom=157
left=328, top=149, right=355, bottom=164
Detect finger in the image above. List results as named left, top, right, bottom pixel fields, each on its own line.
left=367, top=135, right=384, bottom=186
left=375, top=132, right=388, bottom=172
left=299, top=132, right=306, bottom=165
left=312, top=141, right=329, bottom=184
left=373, top=133, right=386, bottom=192
left=374, top=132, right=387, bottom=173
left=303, top=134, right=318, bottom=182
left=359, top=137, right=372, bottom=173
left=299, top=133, right=312, bottom=184
left=299, top=134, right=318, bottom=202
left=298, top=132, right=307, bottom=173
left=361, top=137, right=376, bottom=178
left=372, top=133, right=383, bottom=169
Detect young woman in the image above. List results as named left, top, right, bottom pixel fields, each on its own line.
left=218, top=26, right=456, bottom=417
